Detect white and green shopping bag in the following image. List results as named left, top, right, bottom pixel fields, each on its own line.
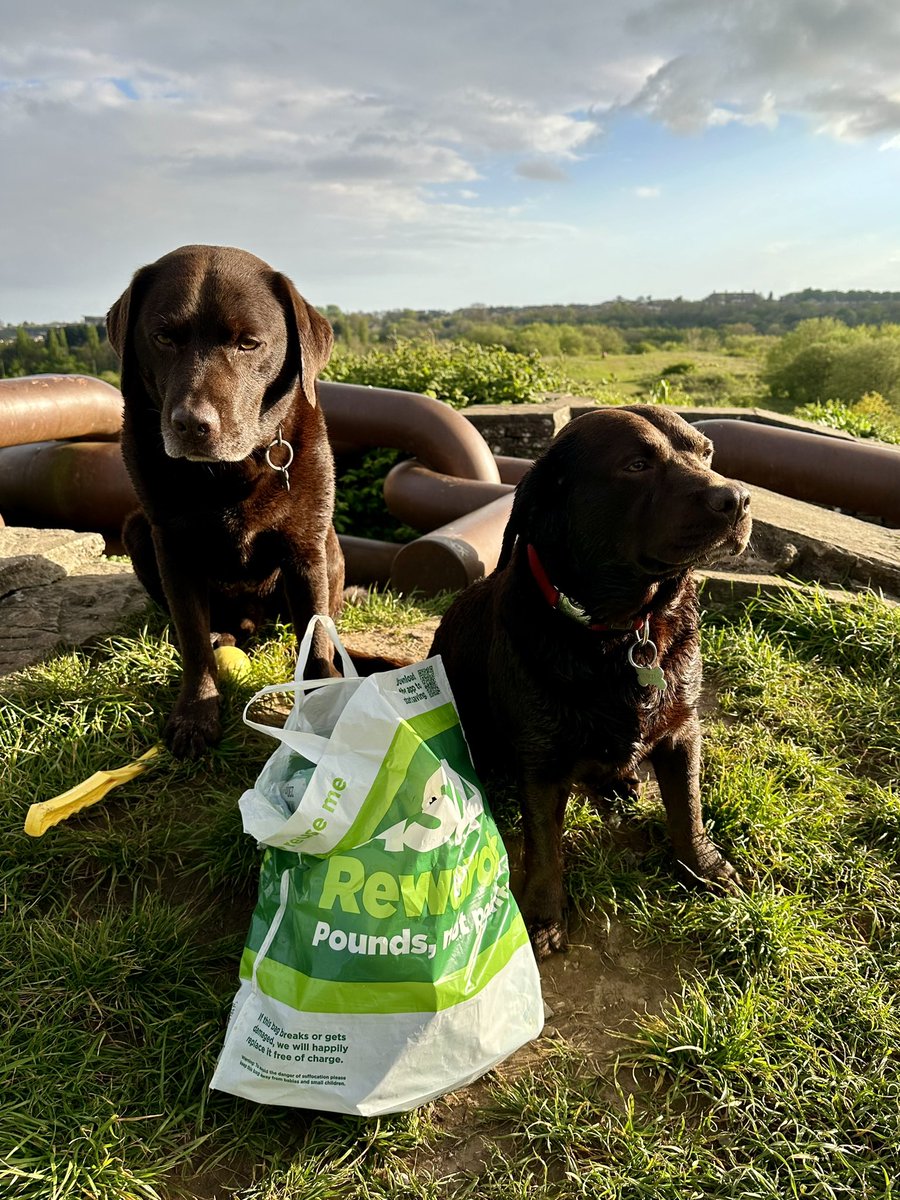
left=210, top=615, right=544, bottom=1116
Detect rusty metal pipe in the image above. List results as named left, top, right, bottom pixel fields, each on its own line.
left=389, top=494, right=515, bottom=596
left=318, top=381, right=500, bottom=483
left=695, top=419, right=900, bottom=524
left=495, top=455, right=532, bottom=484
left=0, top=441, right=137, bottom=528
left=0, top=375, right=123, bottom=445
left=338, top=535, right=400, bottom=587
left=384, top=460, right=514, bottom=532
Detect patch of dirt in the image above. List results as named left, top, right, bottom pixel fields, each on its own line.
left=341, top=619, right=439, bottom=666
left=417, top=912, right=682, bottom=1187
left=538, top=914, right=680, bottom=1063
left=159, top=1161, right=258, bottom=1200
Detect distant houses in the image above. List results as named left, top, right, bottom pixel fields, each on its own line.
left=705, top=291, right=763, bottom=306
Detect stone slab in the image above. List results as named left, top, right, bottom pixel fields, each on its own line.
left=745, top=486, right=900, bottom=598
left=0, top=533, right=148, bottom=676
left=696, top=569, right=859, bottom=606
left=462, top=398, right=864, bottom=460
left=0, top=527, right=107, bottom=598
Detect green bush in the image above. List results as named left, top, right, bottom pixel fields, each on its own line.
left=765, top=318, right=900, bottom=411
left=793, top=394, right=900, bottom=444
left=660, top=361, right=697, bottom=376
left=683, top=368, right=762, bottom=407
left=332, top=446, right=418, bottom=544
left=647, top=368, right=761, bottom=408
left=322, top=338, right=581, bottom=408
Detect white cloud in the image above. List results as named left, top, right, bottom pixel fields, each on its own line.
left=516, top=160, right=570, bottom=182
left=3, top=0, right=900, bottom=315
left=634, top=186, right=661, bottom=198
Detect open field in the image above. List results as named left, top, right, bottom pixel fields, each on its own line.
left=546, top=349, right=779, bottom=410
left=2, top=585, right=900, bottom=1199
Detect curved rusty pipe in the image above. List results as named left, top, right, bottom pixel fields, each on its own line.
left=0, top=376, right=509, bottom=586
left=384, top=460, right=514, bottom=532
left=495, top=455, right=533, bottom=484
left=695, top=419, right=900, bottom=524
left=0, top=374, right=123, bottom=445
left=0, top=439, right=400, bottom=579
left=318, top=381, right=501, bottom=483
left=389, top=494, right=515, bottom=595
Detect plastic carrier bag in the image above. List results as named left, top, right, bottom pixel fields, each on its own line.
left=211, top=615, right=544, bottom=1116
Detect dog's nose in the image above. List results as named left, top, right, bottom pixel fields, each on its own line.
left=170, top=401, right=220, bottom=442
left=705, top=483, right=751, bottom=517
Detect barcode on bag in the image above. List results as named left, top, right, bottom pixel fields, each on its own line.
left=419, top=665, right=440, bottom=699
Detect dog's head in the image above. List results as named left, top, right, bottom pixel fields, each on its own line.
left=107, top=244, right=333, bottom=462
left=501, top=405, right=751, bottom=601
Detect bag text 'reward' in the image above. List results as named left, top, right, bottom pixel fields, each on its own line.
left=317, top=834, right=502, bottom=919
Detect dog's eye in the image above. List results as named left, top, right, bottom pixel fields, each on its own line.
left=625, top=458, right=649, bottom=473
left=152, top=331, right=175, bottom=348
left=237, top=337, right=261, bottom=352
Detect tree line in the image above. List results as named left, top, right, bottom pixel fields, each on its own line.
left=321, top=289, right=900, bottom=351
left=0, top=324, right=120, bottom=381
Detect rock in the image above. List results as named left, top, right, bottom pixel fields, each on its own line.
left=697, top=569, right=858, bottom=606
left=0, top=528, right=148, bottom=676
left=0, top=527, right=107, bottom=598
left=747, top=486, right=900, bottom=597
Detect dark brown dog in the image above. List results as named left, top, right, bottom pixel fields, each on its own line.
left=107, top=244, right=344, bottom=758
left=430, top=405, right=751, bottom=957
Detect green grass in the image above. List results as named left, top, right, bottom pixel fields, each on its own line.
left=2, top=586, right=899, bottom=1197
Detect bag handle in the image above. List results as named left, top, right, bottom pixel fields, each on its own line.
left=242, top=614, right=359, bottom=755
left=242, top=679, right=347, bottom=758
left=251, top=868, right=292, bottom=988
left=294, top=614, right=359, bottom=683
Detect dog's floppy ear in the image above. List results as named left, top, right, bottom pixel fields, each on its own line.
left=273, top=272, right=334, bottom=408
left=106, top=264, right=155, bottom=359
left=497, top=463, right=545, bottom=569
left=496, top=448, right=569, bottom=572
left=106, top=287, right=131, bottom=358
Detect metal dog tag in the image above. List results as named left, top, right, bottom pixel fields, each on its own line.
left=628, top=619, right=667, bottom=691
left=635, top=663, right=667, bottom=690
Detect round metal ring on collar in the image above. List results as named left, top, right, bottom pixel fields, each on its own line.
left=627, top=637, right=659, bottom=669
left=265, top=431, right=294, bottom=473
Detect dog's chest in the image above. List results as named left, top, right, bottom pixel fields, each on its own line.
left=550, top=679, right=661, bottom=763
left=510, top=641, right=691, bottom=778
left=178, top=507, right=285, bottom=582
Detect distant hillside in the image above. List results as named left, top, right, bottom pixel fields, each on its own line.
left=322, top=290, right=900, bottom=345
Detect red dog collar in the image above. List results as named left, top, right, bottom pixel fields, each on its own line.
left=526, top=544, right=646, bottom=633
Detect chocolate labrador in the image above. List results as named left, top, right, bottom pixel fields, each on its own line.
left=107, top=244, right=344, bottom=758
left=431, top=405, right=752, bottom=956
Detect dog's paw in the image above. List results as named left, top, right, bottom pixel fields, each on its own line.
left=678, top=840, right=743, bottom=893
left=528, top=918, right=569, bottom=960
left=164, top=700, right=222, bottom=759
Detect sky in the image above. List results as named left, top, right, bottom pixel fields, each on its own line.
left=2, top=0, right=900, bottom=321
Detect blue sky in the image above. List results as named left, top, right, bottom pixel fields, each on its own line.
left=2, top=0, right=899, bottom=320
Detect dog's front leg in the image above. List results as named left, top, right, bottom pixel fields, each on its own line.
left=152, top=530, right=222, bottom=758
left=650, top=718, right=741, bottom=890
left=519, top=778, right=571, bottom=959
left=281, top=548, right=342, bottom=679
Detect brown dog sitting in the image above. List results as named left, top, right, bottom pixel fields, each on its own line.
left=430, top=405, right=752, bottom=957
left=107, top=244, right=344, bottom=758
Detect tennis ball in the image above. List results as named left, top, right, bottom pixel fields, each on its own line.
left=214, top=645, right=252, bottom=679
